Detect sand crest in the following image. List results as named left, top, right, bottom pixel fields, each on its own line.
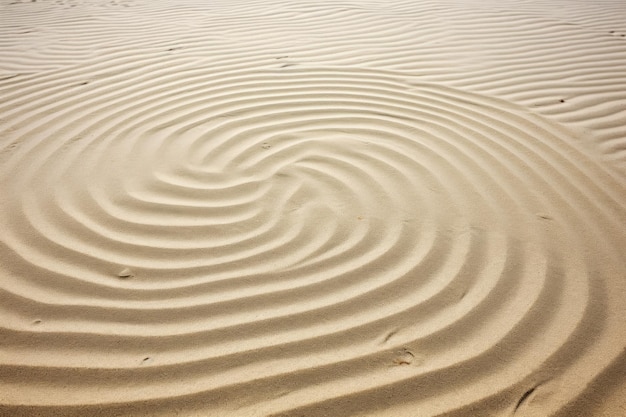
left=1, top=1, right=625, bottom=416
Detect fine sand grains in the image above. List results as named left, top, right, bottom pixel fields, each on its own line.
left=0, top=1, right=625, bottom=416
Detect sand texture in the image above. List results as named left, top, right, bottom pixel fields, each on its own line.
left=1, top=0, right=626, bottom=416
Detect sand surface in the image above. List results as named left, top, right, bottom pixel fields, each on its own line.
left=1, top=1, right=626, bottom=416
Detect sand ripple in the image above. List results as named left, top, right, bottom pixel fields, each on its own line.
left=1, top=2, right=626, bottom=417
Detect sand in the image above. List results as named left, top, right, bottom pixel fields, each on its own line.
left=1, top=0, right=625, bottom=416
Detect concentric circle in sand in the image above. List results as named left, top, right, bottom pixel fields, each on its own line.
left=0, top=66, right=625, bottom=416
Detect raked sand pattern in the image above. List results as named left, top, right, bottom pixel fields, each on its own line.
left=1, top=1, right=626, bottom=417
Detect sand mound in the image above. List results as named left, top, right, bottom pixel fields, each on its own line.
left=1, top=1, right=625, bottom=416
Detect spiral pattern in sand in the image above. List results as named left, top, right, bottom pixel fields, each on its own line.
left=0, top=64, right=625, bottom=417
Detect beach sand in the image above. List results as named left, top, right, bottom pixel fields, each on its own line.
left=0, top=0, right=625, bottom=416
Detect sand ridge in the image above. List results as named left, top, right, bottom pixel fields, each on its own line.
left=1, top=1, right=625, bottom=416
